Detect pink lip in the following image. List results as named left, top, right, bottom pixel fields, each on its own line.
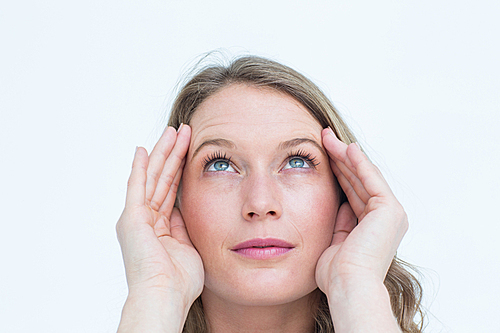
left=231, top=238, right=294, bottom=260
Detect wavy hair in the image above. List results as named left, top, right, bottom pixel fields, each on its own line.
left=167, top=55, right=424, bottom=332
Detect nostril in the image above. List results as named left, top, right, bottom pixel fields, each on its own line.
left=246, top=210, right=278, bottom=219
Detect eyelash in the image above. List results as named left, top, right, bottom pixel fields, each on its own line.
left=287, top=149, right=320, bottom=168
left=202, top=151, right=233, bottom=170
left=202, top=149, right=319, bottom=171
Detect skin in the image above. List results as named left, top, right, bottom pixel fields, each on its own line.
left=181, top=84, right=338, bottom=303
left=116, top=83, right=407, bottom=333
left=179, top=84, right=338, bottom=331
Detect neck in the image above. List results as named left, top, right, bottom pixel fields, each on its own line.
left=201, top=288, right=321, bottom=333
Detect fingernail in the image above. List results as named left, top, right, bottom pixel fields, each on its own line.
left=327, top=126, right=336, bottom=137
left=354, top=142, right=361, bottom=149
left=177, top=123, right=184, bottom=133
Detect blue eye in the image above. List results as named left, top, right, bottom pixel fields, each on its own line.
left=214, top=161, right=229, bottom=171
left=203, top=151, right=236, bottom=173
left=209, top=161, right=229, bottom=171
left=283, top=150, right=319, bottom=170
left=283, top=157, right=310, bottom=169
left=289, top=158, right=305, bottom=168
left=207, top=160, right=236, bottom=172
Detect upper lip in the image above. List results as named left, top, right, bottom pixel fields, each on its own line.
left=231, top=238, right=294, bottom=250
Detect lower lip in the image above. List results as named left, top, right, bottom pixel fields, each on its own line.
left=232, top=247, right=293, bottom=259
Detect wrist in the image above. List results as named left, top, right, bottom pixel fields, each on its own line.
left=327, top=273, right=384, bottom=297
left=118, top=289, right=193, bottom=333
left=126, top=274, right=200, bottom=307
left=326, top=276, right=401, bottom=333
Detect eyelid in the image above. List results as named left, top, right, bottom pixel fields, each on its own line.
left=282, top=156, right=312, bottom=170
left=201, top=149, right=319, bottom=172
left=283, top=149, right=320, bottom=169
left=206, top=160, right=236, bottom=172
left=202, top=151, right=236, bottom=172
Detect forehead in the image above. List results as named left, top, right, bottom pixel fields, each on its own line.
left=189, top=84, right=323, bottom=148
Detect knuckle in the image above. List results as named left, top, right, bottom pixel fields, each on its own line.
left=393, top=202, right=407, bottom=219
left=368, top=196, right=386, bottom=207
left=345, top=172, right=358, bottom=185
left=399, top=209, right=409, bottom=230
left=344, top=185, right=356, bottom=198
left=402, top=218, right=409, bottom=233
left=116, top=207, right=137, bottom=233
left=147, top=170, right=160, bottom=181
left=171, top=152, right=184, bottom=164
left=115, top=219, right=124, bottom=239
left=150, top=200, right=161, bottom=212
left=159, top=172, right=175, bottom=188
left=157, top=148, right=169, bottom=160
left=169, top=180, right=180, bottom=193
left=389, top=202, right=408, bottom=229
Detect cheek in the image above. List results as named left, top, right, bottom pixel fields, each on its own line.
left=179, top=173, right=238, bottom=255
left=283, top=180, right=339, bottom=249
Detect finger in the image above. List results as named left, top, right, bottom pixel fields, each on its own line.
left=322, top=128, right=364, bottom=177
left=330, top=159, right=365, bottom=217
left=331, top=154, right=371, bottom=204
left=125, top=147, right=148, bottom=207
left=322, top=130, right=370, bottom=206
left=158, top=157, right=185, bottom=219
left=321, top=128, right=351, bottom=164
left=331, top=202, right=357, bottom=247
left=150, top=124, right=191, bottom=211
left=346, top=143, right=394, bottom=198
left=145, top=127, right=177, bottom=205
left=154, top=215, right=171, bottom=238
left=170, top=208, right=194, bottom=247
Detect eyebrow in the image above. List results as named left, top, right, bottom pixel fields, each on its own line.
left=192, top=138, right=236, bottom=159
left=278, top=138, right=325, bottom=154
left=192, top=137, right=325, bottom=159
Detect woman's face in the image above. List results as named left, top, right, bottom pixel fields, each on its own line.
left=180, top=84, right=339, bottom=306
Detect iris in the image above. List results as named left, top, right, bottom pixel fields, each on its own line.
left=288, top=158, right=305, bottom=168
left=213, top=161, right=229, bottom=171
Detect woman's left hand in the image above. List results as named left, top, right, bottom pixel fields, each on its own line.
left=315, top=127, right=409, bottom=293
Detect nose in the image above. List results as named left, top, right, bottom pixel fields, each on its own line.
left=241, top=172, right=283, bottom=222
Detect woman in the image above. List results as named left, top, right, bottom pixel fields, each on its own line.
left=116, top=56, right=424, bottom=332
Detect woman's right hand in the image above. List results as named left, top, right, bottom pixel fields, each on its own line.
left=116, top=124, right=204, bottom=308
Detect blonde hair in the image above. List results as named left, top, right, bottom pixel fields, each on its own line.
left=167, top=55, right=424, bottom=332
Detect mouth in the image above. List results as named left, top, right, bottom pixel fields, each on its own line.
left=231, top=238, right=294, bottom=259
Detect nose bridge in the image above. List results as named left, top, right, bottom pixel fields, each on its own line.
left=241, top=168, right=282, bottom=221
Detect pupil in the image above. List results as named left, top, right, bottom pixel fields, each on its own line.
left=214, top=161, right=229, bottom=171
left=290, top=158, right=304, bottom=168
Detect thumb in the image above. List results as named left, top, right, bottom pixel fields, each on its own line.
left=331, top=202, right=357, bottom=246
left=170, top=207, right=194, bottom=247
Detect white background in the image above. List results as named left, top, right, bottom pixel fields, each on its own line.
left=1, top=1, right=499, bottom=332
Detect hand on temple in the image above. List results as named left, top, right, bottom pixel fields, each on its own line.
left=315, top=128, right=407, bottom=333
left=116, top=125, right=204, bottom=332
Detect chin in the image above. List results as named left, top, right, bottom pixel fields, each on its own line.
left=203, top=267, right=318, bottom=307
